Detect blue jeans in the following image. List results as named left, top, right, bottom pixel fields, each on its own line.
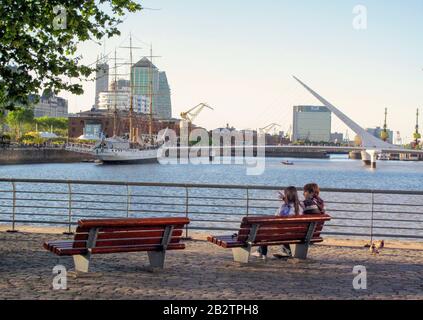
left=258, top=246, right=268, bottom=256
left=259, top=244, right=291, bottom=256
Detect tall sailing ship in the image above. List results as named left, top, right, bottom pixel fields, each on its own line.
left=94, top=36, right=164, bottom=164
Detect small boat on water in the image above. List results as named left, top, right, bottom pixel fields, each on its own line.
left=281, top=160, right=294, bottom=166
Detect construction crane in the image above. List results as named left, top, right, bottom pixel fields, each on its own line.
left=414, top=108, right=421, bottom=146
left=180, top=103, right=214, bottom=124
left=259, top=123, right=281, bottom=135
left=380, top=108, right=389, bottom=142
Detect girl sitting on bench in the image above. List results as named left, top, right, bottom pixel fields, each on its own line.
left=302, top=183, right=325, bottom=214
left=252, top=186, right=301, bottom=260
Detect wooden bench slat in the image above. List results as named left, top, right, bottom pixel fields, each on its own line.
left=237, top=224, right=324, bottom=236
left=237, top=232, right=322, bottom=243
left=91, top=243, right=185, bottom=255
left=207, top=236, right=324, bottom=249
left=74, top=229, right=183, bottom=241
left=241, top=214, right=331, bottom=226
left=78, top=217, right=190, bottom=229
left=75, top=224, right=186, bottom=234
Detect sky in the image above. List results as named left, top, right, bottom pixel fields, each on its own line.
left=62, top=0, right=423, bottom=142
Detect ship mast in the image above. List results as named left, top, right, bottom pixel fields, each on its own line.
left=149, top=44, right=154, bottom=143
left=113, top=49, right=118, bottom=137
left=129, top=34, right=134, bottom=143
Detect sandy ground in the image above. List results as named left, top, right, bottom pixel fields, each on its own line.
left=0, top=229, right=422, bottom=300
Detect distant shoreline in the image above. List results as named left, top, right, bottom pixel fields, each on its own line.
left=0, top=148, right=95, bottom=165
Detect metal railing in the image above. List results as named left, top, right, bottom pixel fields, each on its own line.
left=0, top=178, right=422, bottom=242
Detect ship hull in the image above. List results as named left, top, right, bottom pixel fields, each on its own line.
left=100, top=158, right=159, bottom=164
left=94, top=149, right=159, bottom=164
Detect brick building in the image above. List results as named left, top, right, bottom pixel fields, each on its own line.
left=68, top=109, right=182, bottom=140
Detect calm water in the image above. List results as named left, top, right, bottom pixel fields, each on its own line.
left=1, top=155, right=423, bottom=191
left=1, top=155, right=422, bottom=240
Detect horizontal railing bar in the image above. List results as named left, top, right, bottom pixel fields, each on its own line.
left=371, top=226, right=423, bottom=231
left=372, top=218, right=423, bottom=223
left=188, top=226, right=239, bottom=232
left=14, top=191, right=69, bottom=195
left=190, top=219, right=242, bottom=224
left=0, top=219, right=72, bottom=225
left=322, top=231, right=423, bottom=239
left=128, top=209, right=188, bottom=215
left=2, top=178, right=423, bottom=195
left=373, top=203, right=423, bottom=208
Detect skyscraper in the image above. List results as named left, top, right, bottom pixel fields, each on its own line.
left=94, top=61, right=109, bottom=109
left=131, top=57, right=172, bottom=119
left=292, top=105, right=331, bottom=142
left=156, top=72, right=172, bottom=119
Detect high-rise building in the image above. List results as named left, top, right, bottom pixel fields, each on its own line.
left=366, top=127, right=394, bottom=144
left=156, top=72, right=172, bottom=119
left=94, top=61, right=109, bottom=108
left=98, top=80, right=150, bottom=114
left=131, top=57, right=172, bottom=119
left=292, top=105, right=331, bottom=142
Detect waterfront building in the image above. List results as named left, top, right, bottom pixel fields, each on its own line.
left=366, top=127, right=394, bottom=144
left=131, top=58, right=172, bottom=119
left=292, top=105, right=331, bottom=142
left=30, top=90, right=68, bottom=118
left=94, top=61, right=109, bottom=109
left=68, top=109, right=181, bottom=140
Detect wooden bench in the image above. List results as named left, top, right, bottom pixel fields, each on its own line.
left=43, top=217, right=190, bottom=272
left=208, top=214, right=331, bottom=263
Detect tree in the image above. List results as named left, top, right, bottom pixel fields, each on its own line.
left=6, top=107, right=34, bottom=139
left=0, top=0, right=143, bottom=112
left=35, top=116, right=69, bottom=136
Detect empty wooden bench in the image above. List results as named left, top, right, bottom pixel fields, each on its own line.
left=43, top=217, right=190, bottom=272
left=208, top=214, right=331, bottom=263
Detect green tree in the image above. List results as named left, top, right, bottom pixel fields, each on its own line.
left=0, top=0, right=143, bottom=112
left=6, top=107, right=34, bottom=139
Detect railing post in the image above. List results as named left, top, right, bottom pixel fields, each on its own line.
left=7, top=181, right=18, bottom=233
left=184, top=187, right=190, bottom=239
left=370, top=191, right=374, bottom=244
left=126, top=185, right=131, bottom=218
left=246, top=188, right=250, bottom=216
left=63, top=182, right=73, bottom=235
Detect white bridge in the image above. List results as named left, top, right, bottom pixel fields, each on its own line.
left=292, top=76, right=423, bottom=168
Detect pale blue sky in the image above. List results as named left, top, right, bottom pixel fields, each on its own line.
left=64, top=0, right=423, bottom=141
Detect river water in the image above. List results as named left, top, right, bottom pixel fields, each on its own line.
left=0, top=155, right=422, bottom=240
left=1, top=155, right=423, bottom=190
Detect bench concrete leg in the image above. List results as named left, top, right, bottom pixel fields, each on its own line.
left=73, top=254, right=91, bottom=273
left=232, top=247, right=251, bottom=264
left=148, top=251, right=166, bottom=269
left=291, top=244, right=310, bottom=260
